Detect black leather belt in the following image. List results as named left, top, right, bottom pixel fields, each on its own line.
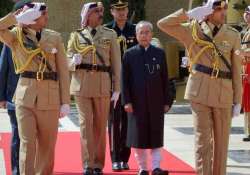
left=20, top=71, right=58, bottom=81
left=76, top=63, right=111, bottom=72
left=193, top=64, right=232, bottom=79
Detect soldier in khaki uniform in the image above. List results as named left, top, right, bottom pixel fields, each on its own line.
left=158, top=0, right=242, bottom=175
left=0, top=2, right=71, bottom=175
left=67, top=2, right=121, bottom=175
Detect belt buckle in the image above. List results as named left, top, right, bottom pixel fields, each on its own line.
left=36, top=71, right=44, bottom=81
left=91, top=64, right=98, bottom=72
left=211, top=67, right=219, bottom=79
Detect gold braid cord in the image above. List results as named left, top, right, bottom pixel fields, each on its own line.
left=13, top=27, right=47, bottom=74
left=187, top=20, right=220, bottom=75
left=73, top=32, right=97, bottom=65
left=117, top=35, right=127, bottom=52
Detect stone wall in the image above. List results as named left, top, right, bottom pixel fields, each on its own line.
left=35, top=0, right=96, bottom=44
left=36, top=0, right=190, bottom=44
left=145, top=0, right=190, bottom=44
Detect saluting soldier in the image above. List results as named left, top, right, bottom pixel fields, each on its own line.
left=0, top=2, right=71, bottom=174
left=67, top=2, right=121, bottom=175
left=105, top=0, right=137, bottom=171
left=158, top=0, right=242, bottom=175
left=241, top=6, right=250, bottom=142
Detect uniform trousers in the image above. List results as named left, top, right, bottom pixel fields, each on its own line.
left=16, top=105, right=59, bottom=175
left=8, top=110, right=20, bottom=175
left=108, top=96, right=130, bottom=163
left=75, top=96, right=110, bottom=170
left=191, top=102, right=232, bottom=175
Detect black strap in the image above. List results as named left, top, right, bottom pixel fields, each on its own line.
left=76, top=63, right=111, bottom=72
left=193, top=63, right=232, bottom=79
left=21, top=71, right=58, bottom=81
left=23, top=34, right=53, bottom=72
left=202, top=32, right=232, bottom=72
left=36, top=55, right=53, bottom=72
left=212, top=26, right=219, bottom=37
left=241, top=41, right=250, bottom=45
left=78, top=31, right=106, bottom=65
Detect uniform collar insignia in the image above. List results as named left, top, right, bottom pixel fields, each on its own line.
left=200, top=22, right=213, bottom=38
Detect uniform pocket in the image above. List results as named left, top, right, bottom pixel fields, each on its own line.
left=15, top=86, right=28, bottom=100
left=101, top=73, right=111, bottom=95
left=220, top=80, right=233, bottom=103
left=49, top=81, right=60, bottom=105
left=186, top=73, right=203, bottom=97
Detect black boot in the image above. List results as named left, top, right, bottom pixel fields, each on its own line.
left=152, top=168, right=168, bottom=175
left=112, top=162, right=122, bottom=171
left=243, top=135, right=250, bottom=142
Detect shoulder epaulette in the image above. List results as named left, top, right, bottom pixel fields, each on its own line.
left=76, top=28, right=86, bottom=33
left=44, top=28, right=59, bottom=34
left=227, top=26, right=239, bottom=33
left=104, top=22, right=112, bottom=28
left=103, top=26, right=116, bottom=33
left=44, top=28, right=60, bottom=37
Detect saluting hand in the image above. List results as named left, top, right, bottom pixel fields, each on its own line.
left=187, top=0, right=214, bottom=21
left=15, top=6, right=41, bottom=25
left=124, top=103, right=133, bottom=113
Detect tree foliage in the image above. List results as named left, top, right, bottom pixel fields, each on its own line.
left=0, top=0, right=14, bottom=17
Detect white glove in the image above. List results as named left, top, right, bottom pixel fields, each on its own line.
left=59, top=104, right=70, bottom=118
left=15, top=8, right=42, bottom=25
left=72, top=54, right=82, bottom=65
left=187, top=0, right=214, bottom=21
left=232, top=103, right=241, bottom=118
left=111, top=91, right=120, bottom=108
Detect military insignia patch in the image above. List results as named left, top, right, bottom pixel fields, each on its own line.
left=221, top=41, right=230, bottom=48
left=100, top=38, right=111, bottom=48
left=127, top=36, right=135, bottom=43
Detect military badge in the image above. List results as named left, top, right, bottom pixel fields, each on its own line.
left=51, top=48, right=58, bottom=54
left=100, top=38, right=111, bottom=48
left=127, top=36, right=135, bottom=43
left=221, top=41, right=230, bottom=48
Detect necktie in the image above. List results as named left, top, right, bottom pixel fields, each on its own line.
left=36, top=32, right=41, bottom=41
left=91, top=28, right=97, bottom=37
left=212, top=26, right=219, bottom=37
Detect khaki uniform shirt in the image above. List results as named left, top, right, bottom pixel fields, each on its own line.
left=67, top=25, right=121, bottom=97
left=158, top=9, right=242, bottom=108
left=0, top=13, right=70, bottom=110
